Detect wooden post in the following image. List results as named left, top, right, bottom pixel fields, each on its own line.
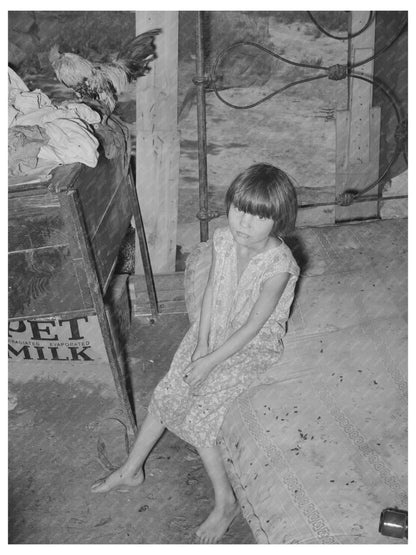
left=335, top=12, right=380, bottom=222
left=135, top=12, right=179, bottom=274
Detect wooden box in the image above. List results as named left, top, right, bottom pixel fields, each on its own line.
left=9, top=140, right=132, bottom=362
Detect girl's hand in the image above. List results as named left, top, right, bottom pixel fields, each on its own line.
left=191, top=342, right=209, bottom=362
left=183, top=355, right=215, bottom=390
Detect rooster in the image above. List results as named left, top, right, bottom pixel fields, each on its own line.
left=49, top=28, right=161, bottom=122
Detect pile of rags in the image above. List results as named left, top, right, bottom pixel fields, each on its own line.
left=8, top=68, right=101, bottom=180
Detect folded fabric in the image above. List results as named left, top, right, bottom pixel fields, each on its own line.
left=38, top=118, right=99, bottom=168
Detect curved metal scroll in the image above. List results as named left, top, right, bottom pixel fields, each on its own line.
left=204, top=12, right=407, bottom=208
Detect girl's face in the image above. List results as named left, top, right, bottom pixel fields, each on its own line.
left=228, top=204, right=274, bottom=250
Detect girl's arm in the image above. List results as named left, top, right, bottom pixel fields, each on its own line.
left=191, top=244, right=216, bottom=360
left=185, top=271, right=290, bottom=388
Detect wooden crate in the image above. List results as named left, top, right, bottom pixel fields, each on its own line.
left=8, top=149, right=131, bottom=320
left=8, top=122, right=155, bottom=432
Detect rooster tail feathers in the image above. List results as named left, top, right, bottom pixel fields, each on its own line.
left=117, top=28, right=162, bottom=59
left=116, top=28, right=162, bottom=81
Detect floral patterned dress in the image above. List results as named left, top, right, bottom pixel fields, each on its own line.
left=148, top=226, right=300, bottom=448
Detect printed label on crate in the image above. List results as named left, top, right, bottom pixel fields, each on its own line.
left=8, top=315, right=107, bottom=362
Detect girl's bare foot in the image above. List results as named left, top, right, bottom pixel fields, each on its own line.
left=196, top=498, right=240, bottom=544
left=91, top=467, right=144, bottom=493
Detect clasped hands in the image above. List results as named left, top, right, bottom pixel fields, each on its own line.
left=183, top=343, right=215, bottom=391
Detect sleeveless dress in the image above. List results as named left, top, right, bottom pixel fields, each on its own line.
left=148, top=226, right=300, bottom=448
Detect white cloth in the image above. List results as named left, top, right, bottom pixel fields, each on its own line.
left=8, top=68, right=100, bottom=178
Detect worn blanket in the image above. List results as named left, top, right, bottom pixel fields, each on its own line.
left=186, top=220, right=408, bottom=544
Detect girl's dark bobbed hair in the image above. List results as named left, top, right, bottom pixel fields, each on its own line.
left=225, top=163, right=298, bottom=236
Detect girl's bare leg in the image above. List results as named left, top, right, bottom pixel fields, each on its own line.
left=91, top=412, right=165, bottom=493
left=196, top=445, right=240, bottom=543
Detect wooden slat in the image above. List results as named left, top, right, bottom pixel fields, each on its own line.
left=335, top=12, right=380, bottom=222
left=134, top=300, right=187, bottom=317
left=135, top=11, right=180, bottom=274
left=130, top=272, right=186, bottom=316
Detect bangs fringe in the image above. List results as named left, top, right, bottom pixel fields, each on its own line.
left=231, top=188, right=278, bottom=220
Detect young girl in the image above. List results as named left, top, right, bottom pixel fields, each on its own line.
left=91, top=163, right=300, bottom=544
